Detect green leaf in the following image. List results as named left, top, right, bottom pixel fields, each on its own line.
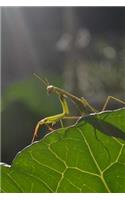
left=1, top=108, right=125, bottom=193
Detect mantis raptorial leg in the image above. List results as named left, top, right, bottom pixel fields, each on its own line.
left=32, top=73, right=125, bottom=143
left=32, top=94, right=69, bottom=143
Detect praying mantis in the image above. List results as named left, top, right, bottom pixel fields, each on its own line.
left=32, top=73, right=125, bottom=143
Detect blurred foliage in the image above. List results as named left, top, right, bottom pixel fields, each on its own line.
left=77, top=62, right=125, bottom=99
left=2, top=74, right=63, bottom=115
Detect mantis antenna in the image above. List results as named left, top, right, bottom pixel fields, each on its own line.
left=33, top=73, right=49, bottom=88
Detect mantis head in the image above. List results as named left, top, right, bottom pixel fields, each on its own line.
left=33, top=73, right=56, bottom=95
left=47, top=85, right=55, bottom=94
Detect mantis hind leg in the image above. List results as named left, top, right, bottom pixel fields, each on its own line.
left=102, top=96, right=125, bottom=111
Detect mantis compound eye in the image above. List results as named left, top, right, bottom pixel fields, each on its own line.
left=47, top=85, right=55, bottom=94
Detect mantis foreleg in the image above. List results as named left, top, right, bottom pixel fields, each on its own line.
left=32, top=95, right=69, bottom=143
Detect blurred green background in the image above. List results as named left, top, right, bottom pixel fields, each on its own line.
left=1, top=7, right=125, bottom=164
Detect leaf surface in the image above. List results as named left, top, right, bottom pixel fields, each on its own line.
left=1, top=108, right=125, bottom=193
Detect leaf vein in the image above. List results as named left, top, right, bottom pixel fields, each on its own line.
left=69, top=166, right=100, bottom=177
left=48, top=144, right=68, bottom=168
left=77, top=127, right=101, bottom=174
left=77, top=127, right=111, bottom=192
left=29, top=151, right=62, bottom=175
left=64, top=177, right=81, bottom=192
left=7, top=172, right=24, bottom=192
